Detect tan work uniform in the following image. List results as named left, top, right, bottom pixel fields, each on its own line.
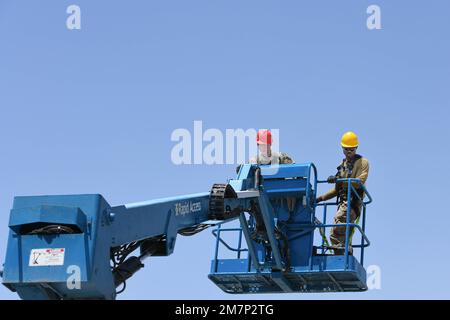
left=320, top=155, right=369, bottom=254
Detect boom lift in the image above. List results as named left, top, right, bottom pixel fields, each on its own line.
left=1, top=162, right=372, bottom=299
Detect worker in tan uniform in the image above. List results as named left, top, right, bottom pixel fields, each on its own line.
left=316, top=131, right=369, bottom=255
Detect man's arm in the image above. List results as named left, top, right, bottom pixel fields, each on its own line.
left=278, top=152, right=294, bottom=164
left=317, top=187, right=338, bottom=203
left=351, top=158, right=369, bottom=189
left=357, top=158, right=369, bottom=183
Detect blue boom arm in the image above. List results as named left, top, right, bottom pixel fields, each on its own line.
left=1, top=180, right=248, bottom=299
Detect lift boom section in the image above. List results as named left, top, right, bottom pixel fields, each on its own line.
left=1, top=162, right=372, bottom=299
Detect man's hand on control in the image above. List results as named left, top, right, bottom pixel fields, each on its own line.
left=327, top=175, right=337, bottom=184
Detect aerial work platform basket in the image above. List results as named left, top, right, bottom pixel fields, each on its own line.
left=208, top=163, right=372, bottom=294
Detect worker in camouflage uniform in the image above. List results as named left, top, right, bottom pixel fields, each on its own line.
left=246, top=129, right=295, bottom=263
left=249, top=129, right=294, bottom=165
left=316, top=131, right=369, bottom=255
left=249, top=129, right=295, bottom=212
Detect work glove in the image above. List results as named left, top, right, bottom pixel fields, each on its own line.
left=327, top=175, right=337, bottom=184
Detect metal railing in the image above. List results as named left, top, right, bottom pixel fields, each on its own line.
left=210, top=175, right=372, bottom=273
left=315, top=178, right=372, bottom=269
left=211, top=223, right=250, bottom=273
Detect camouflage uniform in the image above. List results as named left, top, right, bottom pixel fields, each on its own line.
left=249, top=152, right=294, bottom=165
left=319, top=155, right=369, bottom=255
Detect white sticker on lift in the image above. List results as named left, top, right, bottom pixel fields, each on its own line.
left=29, top=248, right=65, bottom=266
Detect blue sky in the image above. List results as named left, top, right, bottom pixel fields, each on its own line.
left=0, top=1, right=449, bottom=299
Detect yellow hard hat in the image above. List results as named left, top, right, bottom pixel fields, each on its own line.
left=341, top=131, right=359, bottom=148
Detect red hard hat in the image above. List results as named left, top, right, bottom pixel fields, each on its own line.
left=256, top=129, right=272, bottom=145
